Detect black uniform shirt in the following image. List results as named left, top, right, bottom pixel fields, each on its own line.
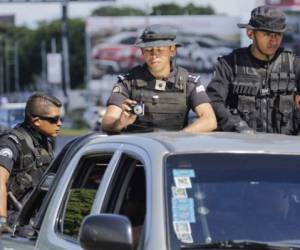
left=206, top=46, right=300, bottom=131
left=0, top=123, right=52, bottom=173
left=108, top=64, right=210, bottom=111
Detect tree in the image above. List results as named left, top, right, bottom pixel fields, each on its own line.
left=151, top=3, right=215, bottom=15
left=91, top=6, right=146, bottom=16
left=0, top=23, right=33, bottom=91
left=0, top=18, right=85, bottom=91
left=184, top=3, right=215, bottom=15
left=151, top=3, right=183, bottom=15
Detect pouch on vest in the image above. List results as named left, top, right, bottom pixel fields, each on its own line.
left=270, top=73, right=279, bottom=93
left=288, top=73, right=296, bottom=92
left=275, top=95, right=294, bottom=134
left=279, top=73, right=289, bottom=93
left=9, top=172, right=33, bottom=200
left=232, top=80, right=259, bottom=96
left=237, top=96, right=256, bottom=127
left=278, top=95, right=294, bottom=122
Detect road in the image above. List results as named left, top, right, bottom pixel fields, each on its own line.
left=55, top=135, right=76, bottom=156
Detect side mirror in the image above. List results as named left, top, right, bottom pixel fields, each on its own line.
left=79, top=214, right=133, bottom=250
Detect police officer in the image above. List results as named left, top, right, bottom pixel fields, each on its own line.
left=206, top=5, right=300, bottom=134
left=0, top=93, right=62, bottom=232
left=102, top=24, right=217, bottom=134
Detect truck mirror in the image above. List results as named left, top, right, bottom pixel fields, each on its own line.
left=79, top=214, right=133, bottom=250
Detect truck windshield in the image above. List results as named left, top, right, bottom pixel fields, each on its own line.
left=165, top=153, right=300, bottom=249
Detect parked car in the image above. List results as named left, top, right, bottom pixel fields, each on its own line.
left=1, top=132, right=300, bottom=250
left=0, top=102, right=26, bottom=131
left=83, top=105, right=106, bottom=131
left=92, top=32, right=144, bottom=75
left=177, top=35, right=233, bottom=72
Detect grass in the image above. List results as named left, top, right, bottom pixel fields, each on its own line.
left=59, top=128, right=91, bottom=137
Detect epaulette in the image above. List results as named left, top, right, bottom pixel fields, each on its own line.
left=283, top=48, right=293, bottom=54
left=117, top=72, right=131, bottom=81
left=8, top=134, right=20, bottom=144
left=188, top=74, right=201, bottom=84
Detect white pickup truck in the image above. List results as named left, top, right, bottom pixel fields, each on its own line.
left=2, top=132, right=300, bottom=250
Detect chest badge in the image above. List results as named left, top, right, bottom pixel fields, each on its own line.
left=155, top=80, right=166, bottom=91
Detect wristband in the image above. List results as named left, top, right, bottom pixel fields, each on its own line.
left=0, top=216, right=7, bottom=225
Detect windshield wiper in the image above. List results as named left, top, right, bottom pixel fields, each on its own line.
left=181, top=240, right=297, bottom=249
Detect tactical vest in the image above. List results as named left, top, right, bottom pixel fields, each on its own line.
left=125, top=66, right=189, bottom=132
left=230, top=48, right=296, bottom=135
left=7, top=126, right=54, bottom=200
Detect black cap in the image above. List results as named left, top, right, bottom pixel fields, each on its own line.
left=237, top=5, right=289, bottom=33
left=135, top=24, right=181, bottom=48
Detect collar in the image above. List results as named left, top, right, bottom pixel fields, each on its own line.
left=19, top=122, right=49, bottom=146
left=143, top=63, right=177, bottom=84
left=247, top=45, right=283, bottom=67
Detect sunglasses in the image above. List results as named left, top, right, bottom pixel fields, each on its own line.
left=32, top=114, right=62, bottom=124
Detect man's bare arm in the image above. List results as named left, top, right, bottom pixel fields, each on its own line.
left=183, top=103, right=217, bottom=133
left=101, top=100, right=137, bottom=133
left=0, top=166, right=9, bottom=218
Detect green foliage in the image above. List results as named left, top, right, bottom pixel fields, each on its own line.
left=151, top=3, right=183, bottom=15
left=184, top=3, right=215, bottom=15
left=91, top=6, right=146, bottom=16
left=67, top=108, right=89, bottom=129
left=67, top=19, right=85, bottom=89
left=0, top=24, right=34, bottom=90
left=30, top=19, right=85, bottom=89
left=0, top=18, right=85, bottom=91
left=63, top=188, right=97, bottom=237
left=151, top=3, right=215, bottom=15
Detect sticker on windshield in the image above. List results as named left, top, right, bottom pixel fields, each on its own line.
left=174, top=176, right=192, bottom=188
left=172, top=198, right=195, bottom=222
left=173, top=169, right=195, bottom=178
left=173, top=221, right=191, bottom=234
left=179, top=233, right=194, bottom=243
left=173, top=222, right=194, bottom=243
left=172, top=186, right=187, bottom=198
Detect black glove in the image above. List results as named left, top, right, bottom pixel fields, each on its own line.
left=235, top=121, right=255, bottom=134
left=0, top=216, right=13, bottom=234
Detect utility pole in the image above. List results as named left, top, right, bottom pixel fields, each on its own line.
left=51, top=37, right=57, bottom=53
left=84, top=31, right=91, bottom=86
left=4, top=40, right=10, bottom=93
left=0, top=38, right=4, bottom=93
left=61, top=0, right=71, bottom=106
left=14, top=41, right=20, bottom=92
left=41, top=40, right=47, bottom=86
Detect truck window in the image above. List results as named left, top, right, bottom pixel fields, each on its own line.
left=59, top=153, right=113, bottom=239
left=103, top=155, right=146, bottom=249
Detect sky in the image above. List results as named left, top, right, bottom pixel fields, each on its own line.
left=0, top=0, right=264, bottom=28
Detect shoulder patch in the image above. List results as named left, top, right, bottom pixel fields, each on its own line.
left=0, top=148, right=13, bottom=159
left=112, top=86, right=121, bottom=93
left=8, top=134, right=20, bottom=144
left=188, top=74, right=201, bottom=84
